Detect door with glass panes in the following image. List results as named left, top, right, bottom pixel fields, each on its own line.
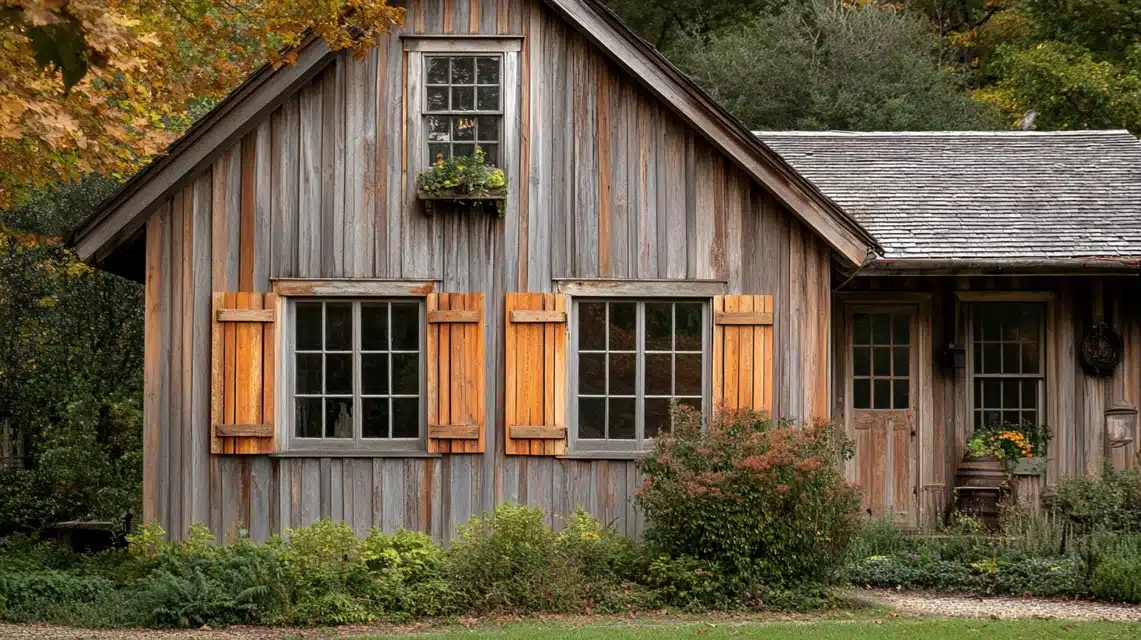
left=846, top=306, right=917, bottom=527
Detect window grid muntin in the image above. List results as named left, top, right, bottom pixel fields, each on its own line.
left=423, top=54, right=502, bottom=166
left=574, top=299, right=708, bottom=450
left=292, top=300, right=422, bottom=443
left=643, top=302, right=703, bottom=439
left=971, top=303, right=1044, bottom=430
left=851, top=312, right=910, bottom=410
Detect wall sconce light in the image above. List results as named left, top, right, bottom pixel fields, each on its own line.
left=1105, top=402, right=1137, bottom=449
left=941, top=344, right=967, bottom=372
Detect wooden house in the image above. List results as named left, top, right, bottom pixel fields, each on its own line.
left=70, top=0, right=1141, bottom=539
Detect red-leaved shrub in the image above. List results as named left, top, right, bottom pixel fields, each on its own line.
left=636, top=407, right=861, bottom=589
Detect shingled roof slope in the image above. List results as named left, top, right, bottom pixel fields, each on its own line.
left=755, top=130, right=1141, bottom=265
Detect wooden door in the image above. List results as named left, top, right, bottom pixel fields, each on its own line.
left=847, top=307, right=917, bottom=527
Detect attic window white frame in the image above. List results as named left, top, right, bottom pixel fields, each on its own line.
left=403, top=37, right=521, bottom=190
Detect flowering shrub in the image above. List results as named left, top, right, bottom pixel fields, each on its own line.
left=636, top=407, right=862, bottom=591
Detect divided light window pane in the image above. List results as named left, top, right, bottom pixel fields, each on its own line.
left=293, top=300, right=422, bottom=444
left=850, top=312, right=910, bottom=410
left=576, top=300, right=706, bottom=449
left=424, top=54, right=503, bottom=166
left=971, top=303, right=1045, bottom=430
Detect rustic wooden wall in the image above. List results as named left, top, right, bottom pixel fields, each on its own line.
left=834, top=275, right=1140, bottom=529
left=142, top=0, right=834, bottom=541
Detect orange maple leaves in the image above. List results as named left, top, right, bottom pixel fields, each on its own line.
left=1, top=0, right=404, bottom=210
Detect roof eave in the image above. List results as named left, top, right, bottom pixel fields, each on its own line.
left=862, top=257, right=1141, bottom=276
left=68, top=35, right=336, bottom=266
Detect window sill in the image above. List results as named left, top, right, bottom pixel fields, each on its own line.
left=557, top=451, right=647, bottom=461
left=270, top=451, right=442, bottom=459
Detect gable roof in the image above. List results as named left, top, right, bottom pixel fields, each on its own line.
left=69, top=0, right=879, bottom=277
left=756, top=130, right=1141, bottom=272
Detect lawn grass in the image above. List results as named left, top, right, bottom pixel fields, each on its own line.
left=378, top=618, right=1141, bottom=640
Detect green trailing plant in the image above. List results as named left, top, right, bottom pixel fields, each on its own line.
left=415, top=148, right=508, bottom=215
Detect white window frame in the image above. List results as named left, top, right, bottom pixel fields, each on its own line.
left=404, top=37, right=521, bottom=194
left=568, top=298, right=712, bottom=454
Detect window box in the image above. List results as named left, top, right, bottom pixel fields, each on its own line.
left=1008, top=456, right=1047, bottom=476
left=417, top=188, right=506, bottom=216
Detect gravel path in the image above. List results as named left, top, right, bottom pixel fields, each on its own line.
left=4, top=593, right=1141, bottom=638
left=858, top=589, right=1141, bottom=622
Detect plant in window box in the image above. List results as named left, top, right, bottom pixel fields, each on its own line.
left=416, top=147, right=508, bottom=216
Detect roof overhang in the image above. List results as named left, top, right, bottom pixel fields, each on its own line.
left=68, top=35, right=337, bottom=272
left=69, top=0, right=881, bottom=272
left=861, top=257, right=1141, bottom=276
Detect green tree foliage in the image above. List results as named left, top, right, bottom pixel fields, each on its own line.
left=974, top=0, right=1141, bottom=131
left=665, top=0, right=998, bottom=131
left=0, top=177, right=143, bottom=533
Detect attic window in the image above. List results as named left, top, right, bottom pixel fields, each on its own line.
left=424, top=55, right=502, bottom=166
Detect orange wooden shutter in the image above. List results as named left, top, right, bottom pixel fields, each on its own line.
left=211, top=292, right=278, bottom=454
left=712, top=295, right=774, bottom=416
left=505, top=293, right=568, bottom=456
left=426, top=293, right=486, bottom=453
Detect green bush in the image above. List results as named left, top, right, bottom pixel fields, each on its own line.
left=637, top=408, right=862, bottom=592
left=1092, top=553, right=1141, bottom=604
left=1044, top=465, right=1141, bottom=534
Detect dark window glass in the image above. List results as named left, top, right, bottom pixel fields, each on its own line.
left=362, top=399, right=389, bottom=439
left=391, top=354, right=419, bottom=395
left=296, top=303, right=323, bottom=350
left=675, top=303, right=703, bottom=351
left=392, top=398, right=420, bottom=438
left=361, top=303, right=388, bottom=351
left=893, top=380, right=910, bottom=410
left=391, top=304, right=419, bottom=350
left=873, top=380, right=892, bottom=409
left=853, top=347, right=871, bottom=377
left=675, top=354, right=703, bottom=395
left=853, top=379, right=871, bottom=409
left=645, top=303, right=673, bottom=351
left=872, top=314, right=891, bottom=344
left=579, top=302, right=607, bottom=350
left=645, top=354, right=672, bottom=395
left=852, top=313, right=871, bottom=345
left=325, top=303, right=353, bottom=351
left=644, top=398, right=670, bottom=440
left=361, top=355, right=389, bottom=395
left=579, top=398, right=605, bottom=439
left=873, top=347, right=891, bottom=377
left=609, top=353, right=636, bottom=395
left=325, top=354, right=353, bottom=395
left=296, top=398, right=323, bottom=438
left=296, top=354, right=323, bottom=395
left=893, top=347, right=909, bottom=377
left=579, top=353, right=607, bottom=395
left=325, top=398, right=353, bottom=438
left=610, top=303, right=636, bottom=350
left=610, top=398, right=636, bottom=439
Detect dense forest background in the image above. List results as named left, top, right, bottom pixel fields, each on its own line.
left=0, top=0, right=1138, bottom=533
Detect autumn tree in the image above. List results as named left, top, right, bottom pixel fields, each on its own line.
left=0, top=0, right=404, bottom=211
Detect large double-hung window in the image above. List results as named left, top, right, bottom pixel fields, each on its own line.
left=971, top=303, right=1045, bottom=430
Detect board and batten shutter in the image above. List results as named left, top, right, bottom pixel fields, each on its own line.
left=426, top=293, right=486, bottom=453
left=505, top=293, right=568, bottom=456
left=712, top=295, right=774, bottom=415
left=211, top=292, right=278, bottom=455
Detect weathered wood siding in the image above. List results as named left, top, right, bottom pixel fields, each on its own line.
left=834, top=276, right=1140, bottom=529
left=142, top=0, right=834, bottom=541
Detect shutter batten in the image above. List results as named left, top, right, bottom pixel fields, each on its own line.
left=505, top=293, right=568, bottom=456
left=426, top=293, right=486, bottom=453
left=211, top=291, right=277, bottom=454
left=712, top=295, right=774, bottom=416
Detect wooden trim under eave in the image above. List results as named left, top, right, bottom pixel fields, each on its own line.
left=955, top=291, right=1055, bottom=303
left=555, top=279, right=728, bottom=297
left=271, top=279, right=437, bottom=297
left=74, top=37, right=338, bottom=265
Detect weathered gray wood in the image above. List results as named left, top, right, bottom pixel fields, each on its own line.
left=298, top=79, right=322, bottom=277
left=169, top=192, right=184, bottom=538
left=555, top=279, right=727, bottom=297
left=254, top=120, right=273, bottom=292
left=402, top=36, right=523, bottom=51
left=189, top=175, right=213, bottom=530
left=250, top=457, right=271, bottom=541
left=272, top=279, right=435, bottom=296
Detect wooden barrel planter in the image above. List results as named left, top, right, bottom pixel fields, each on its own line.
left=955, top=454, right=1007, bottom=529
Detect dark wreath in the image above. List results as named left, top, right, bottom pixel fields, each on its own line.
left=1080, top=323, right=1123, bottom=377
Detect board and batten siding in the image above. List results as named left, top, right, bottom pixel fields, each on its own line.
left=834, top=275, right=1140, bottom=529
left=141, top=0, right=834, bottom=541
